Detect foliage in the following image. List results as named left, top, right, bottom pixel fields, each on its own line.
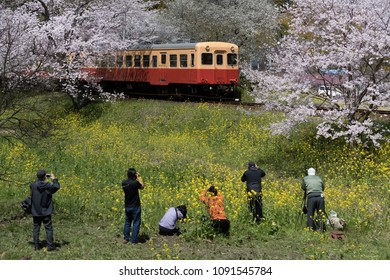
left=244, top=0, right=390, bottom=147
left=159, top=0, right=279, bottom=60
left=272, top=0, right=292, bottom=12
left=0, top=97, right=389, bottom=259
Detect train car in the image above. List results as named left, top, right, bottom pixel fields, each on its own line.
left=81, top=41, right=240, bottom=100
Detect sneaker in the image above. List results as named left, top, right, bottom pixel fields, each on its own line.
left=122, top=240, right=129, bottom=244
left=47, top=247, right=57, bottom=252
left=34, top=241, right=43, bottom=250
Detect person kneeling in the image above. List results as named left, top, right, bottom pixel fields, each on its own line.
left=200, top=185, right=230, bottom=236
left=159, top=205, right=187, bottom=236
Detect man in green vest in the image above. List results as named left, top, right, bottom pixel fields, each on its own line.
left=302, top=168, right=326, bottom=230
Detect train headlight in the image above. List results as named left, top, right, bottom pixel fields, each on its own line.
left=205, top=45, right=210, bottom=52
left=230, top=46, right=235, bottom=52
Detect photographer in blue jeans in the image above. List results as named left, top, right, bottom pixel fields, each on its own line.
left=122, top=168, right=144, bottom=244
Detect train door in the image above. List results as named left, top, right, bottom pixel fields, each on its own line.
left=189, top=52, right=196, bottom=83
left=160, top=52, right=168, bottom=85
left=214, top=51, right=226, bottom=83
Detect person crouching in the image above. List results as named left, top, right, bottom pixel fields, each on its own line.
left=199, top=185, right=230, bottom=236
left=159, top=205, right=187, bottom=236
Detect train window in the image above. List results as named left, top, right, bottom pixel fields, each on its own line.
left=108, top=56, right=115, bottom=67
left=216, top=54, right=223, bottom=65
left=116, top=56, right=123, bottom=67
left=99, top=57, right=107, bottom=67
left=143, top=55, right=150, bottom=67
left=134, top=55, right=141, bottom=67
left=201, top=53, right=213, bottom=65
left=93, top=57, right=99, bottom=67
left=125, top=55, right=132, bottom=67
left=161, top=53, right=166, bottom=64
left=152, top=55, right=157, bottom=67
left=228, top=54, right=237, bottom=65
left=170, top=54, right=177, bottom=67
left=191, top=54, right=194, bottom=67
left=180, top=54, right=188, bottom=67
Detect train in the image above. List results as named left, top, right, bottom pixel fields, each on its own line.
left=81, top=41, right=240, bottom=101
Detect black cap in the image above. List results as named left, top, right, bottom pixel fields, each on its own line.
left=248, top=161, right=256, bottom=168
left=127, top=168, right=137, bottom=179
left=208, top=185, right=217, bottom=196
left=37, top=169, right=46, bottom=179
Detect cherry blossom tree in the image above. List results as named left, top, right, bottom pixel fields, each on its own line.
left=0, top=0, right=160, bottom=111
left=37, top=0, right=160, bottom=110
left=0, top=5, right=53, bottom=142
left=245, top=0, right=390, bottom=147
left=0, top=0, right=160, bottom=179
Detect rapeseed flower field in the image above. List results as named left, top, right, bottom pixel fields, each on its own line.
left=0, top=99, right=388, bottom=259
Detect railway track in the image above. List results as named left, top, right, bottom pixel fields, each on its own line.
left=121, top=92, right=390, bottom=116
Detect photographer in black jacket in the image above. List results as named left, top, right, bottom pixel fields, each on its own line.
left=241, top=161, right=266, bottom=224
left=30, top=169, right=60, bottom=251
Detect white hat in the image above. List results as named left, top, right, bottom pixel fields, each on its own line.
left=308, top=168, right=316, bottom=175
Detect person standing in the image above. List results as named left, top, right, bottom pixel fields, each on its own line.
left=30, top=169, right=60, bottom=251
left=122, top=168, right=144, bottom=244
left=241, top=161, right=266, bottom=224
left=199, top=185, right=230, bottom=236
left=301, top=168, right=326, bottom=230
left=159, top=205, right=187, bottom=236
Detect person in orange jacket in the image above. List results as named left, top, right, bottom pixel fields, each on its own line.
left=199, top=185, right=230, bottom=236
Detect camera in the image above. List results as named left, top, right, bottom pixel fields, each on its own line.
left=46, top=174, right=51, bottom=178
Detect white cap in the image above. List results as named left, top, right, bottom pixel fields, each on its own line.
left=308, top=168, right=316, bottom=175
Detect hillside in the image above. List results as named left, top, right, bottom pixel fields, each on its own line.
left=0, top=97, right=389, bottom=260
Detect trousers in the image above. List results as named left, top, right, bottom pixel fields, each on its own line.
left=249, top=193, right=263, bottom=223
left=306, top=194, right=326, bottom=230
left=212, top=219, right=230, bottom=235
left=124, top=206, right=141, bottom=243
left=33, top=215, right=54, bottom=249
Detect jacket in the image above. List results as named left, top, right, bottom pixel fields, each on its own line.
left=241, top=167, right=266, bottom=193
left=30, top=179, right=60, bottom=217
left=199, top=189, right=227, bottom=220
left=302, top=175, right=324, bottom=195
left=159, top=207, right=184, bottom=230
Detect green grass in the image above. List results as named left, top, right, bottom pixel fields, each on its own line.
left=0, top=94, right=389, bottom=260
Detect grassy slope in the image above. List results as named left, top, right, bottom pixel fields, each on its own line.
left=0, top=95, right=389, bottom=260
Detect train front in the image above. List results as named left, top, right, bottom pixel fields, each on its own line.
left=194, top=42, right=240, bottom=101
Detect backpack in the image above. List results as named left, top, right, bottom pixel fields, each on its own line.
left=331, top=230, right=346, bottom=240
left=21, top=197, right=32, bottom=214
left=329, top=217, right=346, bottom=230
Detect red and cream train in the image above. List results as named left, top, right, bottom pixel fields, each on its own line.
left=81, top=41, right=240, bottom=100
